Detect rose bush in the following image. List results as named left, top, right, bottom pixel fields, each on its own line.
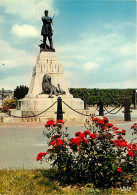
left=37, top=117, right=137, bottom=188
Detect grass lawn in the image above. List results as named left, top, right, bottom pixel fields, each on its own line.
left=0, top=169, right=136, bottom=195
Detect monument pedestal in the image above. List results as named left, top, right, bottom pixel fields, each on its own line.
left=2, top=51, right=88, bottom=123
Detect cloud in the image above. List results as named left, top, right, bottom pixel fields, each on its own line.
left=103, top=22, right=135, bottom=31
left=0, top=0, right=58, bottom=20
left=0, top=74, right=31, bottom=90
left=0, top=39, right=35, bottom=69
left=84, top=62, right=99, bottom=70
left=56, top=29, right=136, bottom=88
left=11, top=24, right=39, bottom=38
left=124, top=60, right=136, bottom=69
left=57, top=31, right=135, bottom=68
left=121, top=43, right=135, bottom=56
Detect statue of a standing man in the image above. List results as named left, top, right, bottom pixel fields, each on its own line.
left=41, top=10, right=54, bottom=49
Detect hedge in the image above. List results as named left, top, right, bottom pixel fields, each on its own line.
left=69, top=88, right=136, bottom=107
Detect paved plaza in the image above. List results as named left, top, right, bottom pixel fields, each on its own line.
left=0, top=107, right=136, bottom=170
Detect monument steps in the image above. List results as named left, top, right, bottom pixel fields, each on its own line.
left=1, top=109, right=91, bottom=123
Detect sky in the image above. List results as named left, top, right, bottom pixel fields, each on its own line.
left=0, top=0, right=136, bottom=90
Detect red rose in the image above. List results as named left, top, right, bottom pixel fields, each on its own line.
left=103, top=116, right=109, bottom=122
left=57, top=119, right=63, bottom=123
left=106, top=123, right=113, bottom=128
left=115, top=130, right=122, bottom=134
left=84, top=139, right=89, bottom=144
left=57, top=139, right=64, bottom=146
left=90, top=133, right=97, bottom=139
left=79, top=133, right=86, bottom=138
left=127, top=143, right=137, bottom=151
left=92, top=117, right=98, bottom=122
left=117, top=135, right=122, bottom=139
left=69, top=137, right=82, bottom=146
left=75, top=131, right=81, bottom=137
left=97, top=119, right=105, bottom=126
left=113, top=126, right=119, bottom=130
left=45, top=120, right=56, bottom=127
left=116, top=140, right=127, bottom=147
left=131, top=123, right=137, bottom=129
left=102, top=126, right=107, bottom=130
left=128, top=150, right=136, bottom=157
left=36, top=152, right=47, bottom=161
left=84, top=130, right=91, bottom=136
left=50, top=138, right=64, bottom=147
left=117, top=167, right=123, bottom=173
left=121, top=129, right=126, bottom=135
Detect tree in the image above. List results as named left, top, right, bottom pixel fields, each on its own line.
left=14, top=85, right=29, bottom=100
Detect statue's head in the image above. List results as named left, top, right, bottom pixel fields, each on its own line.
left=44, top=10, right=48, bottom=15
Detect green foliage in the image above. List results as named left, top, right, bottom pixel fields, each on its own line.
left=14, top=85, right=29, bottom=100
left=37, top=118, right=137, bottom=189
left=69, top=88, right=136, bottom=106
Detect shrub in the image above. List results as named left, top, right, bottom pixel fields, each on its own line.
left=37, top=118, right=137, bottom=188
left=14, top=85, right=29, bottom=100
left=69, top=88, right=136, bottom=106
left=2, top=99, right=17, bottom=112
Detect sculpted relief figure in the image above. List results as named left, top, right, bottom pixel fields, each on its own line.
left=40, top=10, right=54, bottom=50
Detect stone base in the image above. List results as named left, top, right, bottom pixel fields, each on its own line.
left=1, top=110, right=91, bottom=123
left=17, top=95, right=84, bottom=111
left=1, top=95, right=90, bottom=123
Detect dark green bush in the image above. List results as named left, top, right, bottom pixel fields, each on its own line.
left=14, top=85, right=29, bottom=100
left=69, top=88, right=136, bottom=106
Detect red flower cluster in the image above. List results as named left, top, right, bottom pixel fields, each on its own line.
left=92, top=117, right=113, bottom=129
left=113, top=126, right=119, bottom=130
left=114, top=139, right=127, bottom=147
left=45, top=120, right=56, bottom=127
left=84, top=130, right=91, bottom=136
left=96, top=119, right=105, bottom=126
left=115, top=129, right=126, bottom=135
left=69, top=137, right=83, bottom=146
left=90, top=133, right=97, bottom=139
left=69, top=131, right=93, bottom=147
left=103, top=116, right=109, bottom=123
left=117, top=167, right=123, bottom=173
left=131, top=123, right=137, bottom=129
left=127, top=150, right=135, bottom=157
left=57, top=119, right=64, bottom=123
left=79, top=133, right=86, bottom=138
left=102, top=126, right=107, bottom=130
left=75, top=131, right=91, bottom=138
left=106, top=123, right=113, bottom=128
left=75, top=131, right=81, bottom=137
left=92, top=117, right=98, bottom=122
left=50, top=138, right=65, bottom=147
left=127, top=143, right=137, bottom=151
left=36, top=152, right=47, bottom=161
left=51, top=134, right=61, bottom=140
left=117, top=135, right=123, bottom=140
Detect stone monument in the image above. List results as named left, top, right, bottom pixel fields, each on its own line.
left=2, top=10, right=90, bottom=123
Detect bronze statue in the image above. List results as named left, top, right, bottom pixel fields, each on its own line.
left=42, top=74, right=65, bottom=97
left=40, top=10, right=54, bottom=50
